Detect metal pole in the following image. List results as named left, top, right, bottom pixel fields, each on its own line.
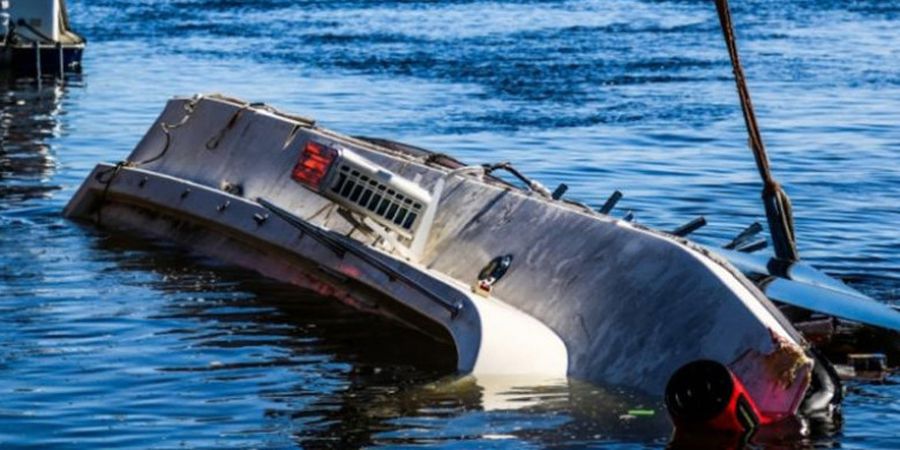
left=56, top=42, right=64, bottom=80
left=33, top=41, right=42, bottom=89
left=714, top=0, right=799, bottom=261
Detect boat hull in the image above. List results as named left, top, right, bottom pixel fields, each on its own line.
left=65, top=95, right=820, bottom=425
left=4, top=43, right=84, bottom=74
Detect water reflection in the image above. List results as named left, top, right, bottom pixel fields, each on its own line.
left=76, top=232, right=861, bottom=448
left=367, top=375, right=673, bottom=447
left=79, top=233, right=677, bottom=448
left=0, top=75, right=78, bottom=209
left=2, top=1, right=895, bottom=445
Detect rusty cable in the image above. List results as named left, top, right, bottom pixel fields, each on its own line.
left=714, top=0, right=799, bottom=261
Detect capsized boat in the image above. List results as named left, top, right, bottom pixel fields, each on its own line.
left=64, top=0, right=900, bottom=437
left=0, top=0, right=85, bottom=75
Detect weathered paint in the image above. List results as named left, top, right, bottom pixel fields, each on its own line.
left=65, top=95, right=813, bottom=417
left=66, top=164, right=569, bottom=377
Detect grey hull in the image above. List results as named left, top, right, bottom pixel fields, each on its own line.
left=66, top=95, right=818, bottom=420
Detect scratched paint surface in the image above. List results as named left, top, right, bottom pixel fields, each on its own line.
left=1, top=0, right=897, bottom=448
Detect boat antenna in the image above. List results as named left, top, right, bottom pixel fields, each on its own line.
left=714, top=0, right=799, bottom=261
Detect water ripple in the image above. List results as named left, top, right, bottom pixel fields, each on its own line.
left=0, top=0, right=897, bottom=448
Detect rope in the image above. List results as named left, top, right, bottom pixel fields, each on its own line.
left=714, top=0, right=773, bottom=187
left=93, top=161, right=127, bottom=226
left=88, top=94, right=316, bottom=229
left=205, top=102, right=252, bottom=150
left=250, top=102, right=316, bottom=127
left=92, top=95, right=205, bottom=224
left=134, top=94, right=203, bottom=165
left=483, top=162, right=552, bottom=198
left=305, top=202, right=336, bottom=223
left=202, top=93, right=315, bottom=127
left=715, top=0, right=799, bottom=260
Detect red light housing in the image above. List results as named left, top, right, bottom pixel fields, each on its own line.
left=292, top=141, right=337, bottom=189
left=665, top=360, right=770, bottom=434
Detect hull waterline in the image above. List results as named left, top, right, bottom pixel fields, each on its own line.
left=65, top=95, right=842, bottom=432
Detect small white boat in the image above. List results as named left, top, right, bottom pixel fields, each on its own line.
left=0, top=0, right=85, bottom=76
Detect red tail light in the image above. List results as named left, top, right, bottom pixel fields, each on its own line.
left=292, top=141, right=337, bottom=189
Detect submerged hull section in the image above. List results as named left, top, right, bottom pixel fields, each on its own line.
left=5, top=44, right=84, bottom=74
left=65, top=95, right=819, bottom=425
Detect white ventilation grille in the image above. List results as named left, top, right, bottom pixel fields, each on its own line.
left=322, top=149, right=431, bottom=239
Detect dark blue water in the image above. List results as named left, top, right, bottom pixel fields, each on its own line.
left=1, top=0, right=898, bottom=448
